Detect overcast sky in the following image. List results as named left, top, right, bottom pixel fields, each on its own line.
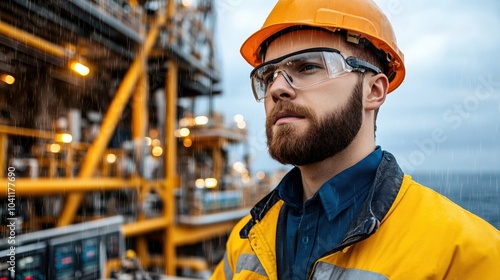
left=209, top=0, right=500, bottom=175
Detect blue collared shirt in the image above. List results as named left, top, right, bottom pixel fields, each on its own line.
left=276, top=147, right=383, bottom=279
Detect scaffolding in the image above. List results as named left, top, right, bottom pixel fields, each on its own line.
left=0, top=0, right=261, bottom=277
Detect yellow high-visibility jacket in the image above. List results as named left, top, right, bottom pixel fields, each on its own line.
left=210, top=152, right=500, bottom=279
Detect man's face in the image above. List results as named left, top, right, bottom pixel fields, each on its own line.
left=263, top=30, right=365, bottom=166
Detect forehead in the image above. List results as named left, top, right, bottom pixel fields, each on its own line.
left=265, top=29, right=353, bottom=62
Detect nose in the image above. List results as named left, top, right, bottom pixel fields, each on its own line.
left=268, top=70, right=297, bottom=102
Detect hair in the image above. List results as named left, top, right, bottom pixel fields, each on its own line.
left=258, top=26, right=386, bottom=134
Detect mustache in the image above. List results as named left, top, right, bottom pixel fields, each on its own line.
left=267, top=101, right=314, bottom=125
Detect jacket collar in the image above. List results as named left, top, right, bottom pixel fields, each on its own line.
left=240, top=188, right=282, bottom=238
left=336, top=151, right=403, bottom=249
left=240, top=151, right=404, bottom=242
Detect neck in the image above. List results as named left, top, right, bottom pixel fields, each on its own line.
left=298, top=131, right=376, bottom=201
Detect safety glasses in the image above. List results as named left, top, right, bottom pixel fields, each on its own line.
left=250, top=47, right=382, bottom=102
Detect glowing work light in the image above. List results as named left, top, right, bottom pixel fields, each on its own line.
left=71, top=61, right=90, bottom=76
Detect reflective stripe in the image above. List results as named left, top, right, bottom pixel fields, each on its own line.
left=235, top=253, right=267, bottom=277
left=313, top=262, right=388, bottom=280
left=223, top=252, right=233, bottom=279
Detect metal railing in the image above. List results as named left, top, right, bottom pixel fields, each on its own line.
left=89, top=0, right=144, bottom=34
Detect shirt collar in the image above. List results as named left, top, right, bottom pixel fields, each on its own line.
left=277, top=167, right=304, bottom=210
left=277, top=146, right=383, bottom=219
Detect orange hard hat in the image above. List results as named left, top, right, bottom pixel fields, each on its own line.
left=240, top=0, right=405, bottom=93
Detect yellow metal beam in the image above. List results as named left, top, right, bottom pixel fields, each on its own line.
left=0, top=20, right=69, bottom=58
left=132, top=66, right=148, bottom=146
left=57, top=11, right=168, bottom=227
left=175, top=257, right=209, bottom=272
left=0, top=133, right=7, bottom=178
left=136, top=237, right=151, bottom=268
left=0, top=125, right=54, bottom=139
left=172, top=221, right=237, bottom=246
left=148, top=256, right=208, bottom=272
left=105, top=259, right=121, bottom=279
left=128, top=0, right=139, bottom=8
left=132, top=65, right=149, bottom=180
left=122, top=217, right=168, bottom=236
left=164, top=59, right=178, bottom=275
left=167, top=0, right=177, bottom=44
left=0, top=178, right=141, bottom=196
left=213, top=138, right=223, bottom=187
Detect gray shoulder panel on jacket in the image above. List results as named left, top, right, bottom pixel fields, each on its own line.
left=312, top=262, right=388, bottom=280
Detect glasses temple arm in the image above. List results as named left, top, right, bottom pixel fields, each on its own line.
left=345, top=57, right=382, bottom=74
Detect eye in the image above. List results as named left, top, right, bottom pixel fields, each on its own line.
left=262, top=71, right=276, bottom=86
left=257, top=64, right=277, bottom=86
left=298, top=63, right=323, bottom=73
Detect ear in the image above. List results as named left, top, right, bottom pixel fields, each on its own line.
left=365, top=73, right=389, bottom=110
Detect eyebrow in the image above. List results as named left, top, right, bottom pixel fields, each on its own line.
left=286, top=52, right=322, bottom=64
left=251, top=47, right=343, bottom=78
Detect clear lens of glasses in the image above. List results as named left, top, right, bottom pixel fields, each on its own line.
left=250, top=48, right=380, bottom=102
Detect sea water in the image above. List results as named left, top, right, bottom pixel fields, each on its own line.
left=412, top=171, right=500, bottom=230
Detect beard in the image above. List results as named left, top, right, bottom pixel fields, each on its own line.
left=265, top=77, right=364, bottom=166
